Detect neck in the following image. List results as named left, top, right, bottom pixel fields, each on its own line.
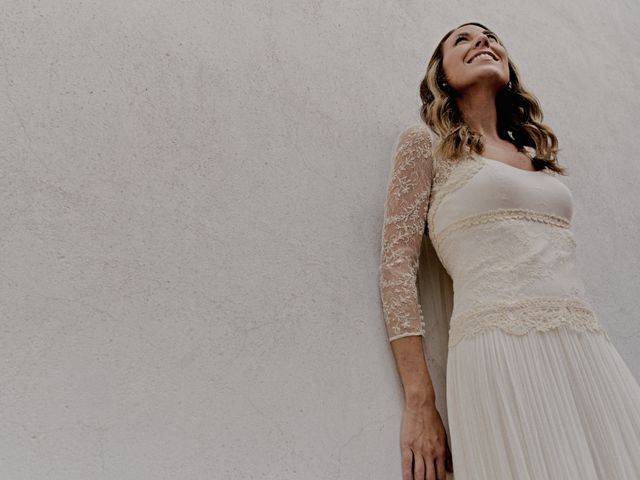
left=455, top=86, right=500, bottom=142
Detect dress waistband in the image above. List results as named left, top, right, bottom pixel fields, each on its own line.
left=448, top=296, right=609, bottom=348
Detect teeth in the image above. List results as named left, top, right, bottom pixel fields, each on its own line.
left=470, top=53, right=495, bottom=63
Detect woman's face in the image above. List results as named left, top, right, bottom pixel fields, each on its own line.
left=441, top=24, right=510, bottom=94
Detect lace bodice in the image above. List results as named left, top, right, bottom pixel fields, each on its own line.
left=378, top=124, right=609, bottom=346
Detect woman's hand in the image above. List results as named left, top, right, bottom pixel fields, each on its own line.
left=400, top=402, right=453, bottom=480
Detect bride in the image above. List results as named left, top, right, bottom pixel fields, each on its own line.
left=379, top=21, right=640, bottom=480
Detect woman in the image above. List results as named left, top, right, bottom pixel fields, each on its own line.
left=379, top=21, right=640, bottom=480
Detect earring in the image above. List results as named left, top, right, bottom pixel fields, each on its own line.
left=507, top=81, right=513, bottom=90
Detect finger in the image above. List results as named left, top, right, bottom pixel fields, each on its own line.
left=425, top=455, right=435, bottom=480
left=401, top=447, right=414, bottom=480
left=414, top=452, right=426, bottom=480
left=435, top=453, right=446, bottom=480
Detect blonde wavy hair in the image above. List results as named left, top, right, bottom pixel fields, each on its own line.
left=419, top=21, right=566, bottom=175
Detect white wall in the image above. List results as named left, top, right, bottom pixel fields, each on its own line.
left=1, top=1, right=639, bottom=478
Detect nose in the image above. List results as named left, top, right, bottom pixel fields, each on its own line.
left=474, top=34, right=490, bottom=48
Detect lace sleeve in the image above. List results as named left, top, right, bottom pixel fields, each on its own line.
left=378, top=125, right=434, bottom=342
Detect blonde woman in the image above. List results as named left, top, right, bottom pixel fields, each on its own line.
left=379, top=21, right=640, bottom=480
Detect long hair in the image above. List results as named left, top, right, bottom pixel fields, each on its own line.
left=419, top=22, right=566, bottom=175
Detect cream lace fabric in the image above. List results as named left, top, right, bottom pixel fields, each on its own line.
left=379, top=124, right=609, bottom=346
left=378, top=126, right=433, bottom=341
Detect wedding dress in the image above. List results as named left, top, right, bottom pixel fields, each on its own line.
left=378, top=124, right=640, bottom=479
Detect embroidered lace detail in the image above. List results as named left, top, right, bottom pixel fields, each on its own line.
left=433, top=212, right=585, bottom=312
left=432, top=208, right=572, bottom=254
left=427, top=155, right=484, bottom=236
left=379, top=125, right=434, bottom=341
left=449, top=296, right=610, bottom=347
left=378, top=125, right=600, bottom=348
left=432, top=155, right=460, bottom=187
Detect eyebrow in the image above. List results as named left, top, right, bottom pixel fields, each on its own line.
left=453, top=30, right=498, bottom=42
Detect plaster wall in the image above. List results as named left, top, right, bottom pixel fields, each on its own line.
left=1, top=1, right=639, bottom=478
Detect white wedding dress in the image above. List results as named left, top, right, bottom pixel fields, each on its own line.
left=379, top=124, right=640, bottom=479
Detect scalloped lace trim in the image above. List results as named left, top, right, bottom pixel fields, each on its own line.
left=448, top=296, right=610, bottom=347
left=432, top=208, right=572, bottom=253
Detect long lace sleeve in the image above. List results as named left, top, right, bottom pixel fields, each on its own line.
left=378, top=125, right=434, bottom=342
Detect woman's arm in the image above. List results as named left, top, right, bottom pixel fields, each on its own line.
left=379, top=125, right=433, bottom=342
left=379, top=125, right=452, bottom=479
left=378, top=124, right=434, bottom=375
left=390, top=335, right=435, bottom=406
left=379, top=125, right=435, bottom=404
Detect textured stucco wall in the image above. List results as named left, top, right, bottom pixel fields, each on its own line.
left=1, top=1, right=639, bottom=478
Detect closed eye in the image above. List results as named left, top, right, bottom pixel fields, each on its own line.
left=454, top=33, right=499, bottom=45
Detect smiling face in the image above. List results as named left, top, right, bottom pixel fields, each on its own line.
left=440, top=24, right=510, bottom=94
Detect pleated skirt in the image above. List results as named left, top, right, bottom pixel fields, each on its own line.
left=446, top=325, right=640, bottom=480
